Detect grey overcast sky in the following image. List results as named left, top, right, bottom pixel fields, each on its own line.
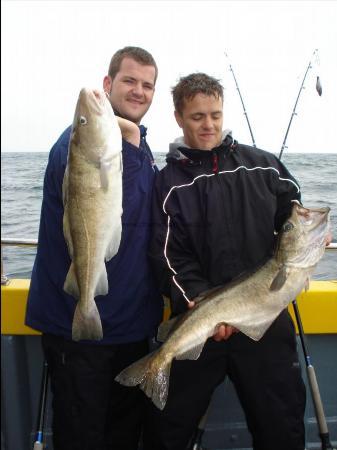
left=1, top=0, right=337, bottom=153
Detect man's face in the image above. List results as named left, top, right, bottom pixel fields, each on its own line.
left=103, top=57, right=156, bottom=124
left=175, top=93, right=223, bottom=151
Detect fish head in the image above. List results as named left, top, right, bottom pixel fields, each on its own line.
left=276, top=201, right=330, bottom=269
left=70, top=88, right=121, bottom=163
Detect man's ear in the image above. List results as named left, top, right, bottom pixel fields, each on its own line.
left=103, top=75, right=112, bottom=96
left=174, top=110, right=183, bottom=128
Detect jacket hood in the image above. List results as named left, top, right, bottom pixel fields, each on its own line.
left=167, top=129, right=234, bottom=161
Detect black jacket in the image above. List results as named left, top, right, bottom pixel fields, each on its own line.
left=150, top=135, right=301, bottom=315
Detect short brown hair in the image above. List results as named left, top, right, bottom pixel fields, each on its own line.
left=172, top=73, right=223, bottom=114
left=108, top=46, right=158, bottom=83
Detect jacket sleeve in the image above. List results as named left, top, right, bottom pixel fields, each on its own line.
left=39, top=128, right=70, bottom=241
left=273, top=156, right=301, bottom=231
left=149, top=172, right=212, bottom=315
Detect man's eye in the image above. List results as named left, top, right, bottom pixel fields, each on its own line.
left=79, top=116, right=87, bottom=125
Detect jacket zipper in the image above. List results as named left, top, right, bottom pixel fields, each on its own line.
left=212, top=152, right=219, bottom=173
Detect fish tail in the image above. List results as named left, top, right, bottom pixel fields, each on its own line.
left=72, top=302, right=103, bottom=341
left=115, top=351, right=172, bottom=410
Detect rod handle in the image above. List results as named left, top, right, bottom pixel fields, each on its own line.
left=306, top=365, right=329, bottom=434
left=33, top=443, right=44, bottom=450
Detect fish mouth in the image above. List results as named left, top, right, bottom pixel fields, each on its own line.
left=297, top=204, right=331, bottom=250
left=285, top=203, right=331, bottom=268
left=295, top=203, right=330, bottom=229
left=80, top=88, right=109, bottom=116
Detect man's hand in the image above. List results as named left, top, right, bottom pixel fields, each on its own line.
left=325, top=231, right=333, bottom=247
left=188, top=301, right=239, bottom=341
left=213, top=323, right=239, bottom=341
left=116, top=117, right=140, bottom=147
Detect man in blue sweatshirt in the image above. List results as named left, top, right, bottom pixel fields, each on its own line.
left=26, top=46, right=163, bottom=450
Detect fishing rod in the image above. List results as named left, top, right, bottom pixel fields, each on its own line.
left=224, top=51, right=256, bottom=147
left=279, top=48, right=322, bottom=159
left=279, top=50, right=335, bottom=450
left=33, top=360, right=49, bottom=450
left=292, top=299, right=335, bottom=450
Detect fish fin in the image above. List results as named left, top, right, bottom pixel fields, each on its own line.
left=237, top=308, right=286, bottom=341
left=64, top=263, right=79, bottom=298
left=105, top=224, right=122, bottom=261
left=62, top=167, right=69, bottom=206
left=72, top=302, right=103, bottom=341
left=94, top=265, right=109, bottom=297
left=157, top=316, right=181, bottom=342
left=194, top=284, right=226, bottom=303
left=238, top=323, right=268, bottom=341
left=270, top=266, right=288, bottom=291
left=63, top=207, right=74, bottom=258
left=176, top=341, right=206, bottom=360
left=100, top=160, right=111, bottom=190
left=115, top=352, right=171, bottom=410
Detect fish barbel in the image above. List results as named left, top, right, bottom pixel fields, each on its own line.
left=115, top=203, right=330, bottom=409
left=62, top=88, right=123, bottom=341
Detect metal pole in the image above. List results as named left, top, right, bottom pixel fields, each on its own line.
left=188, top=405, right=209, bottom=450
left=1, top=246, right=10, bottom=285
left=33, top=360, right=49, bottom=450
left=1, top=238, right=38, bottom=285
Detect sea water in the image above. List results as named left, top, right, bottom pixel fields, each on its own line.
left=1, top=151, right=336, bottom=279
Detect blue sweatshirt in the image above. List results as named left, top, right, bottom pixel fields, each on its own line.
left=25, top=125, right=163, bottom=344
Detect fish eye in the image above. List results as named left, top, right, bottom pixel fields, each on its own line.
left=283, top=222, right=294, bottom=232
left=79, top=116, right=87, bottom=125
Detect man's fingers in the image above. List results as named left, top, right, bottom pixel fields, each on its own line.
left=213, top=324, right=239, bottom=341
left=187, top=300, right=196, bottom=309
left=325, top=231, right=333, bottom=246
left=213, top=324, right=228, bottom=341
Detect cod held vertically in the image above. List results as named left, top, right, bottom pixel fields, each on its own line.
left=62, top=88, right=123, bottom=341
left=115, top=203, right=331, bottom=410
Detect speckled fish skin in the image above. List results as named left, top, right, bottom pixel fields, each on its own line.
left=63, top=88, right=123, bottom=342
left=115, top=203, right=330, bottom=410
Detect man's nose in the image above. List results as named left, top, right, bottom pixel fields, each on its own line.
left=202, top=116, right=214, bottom=129
left=131, top=82, right=143, bottom=97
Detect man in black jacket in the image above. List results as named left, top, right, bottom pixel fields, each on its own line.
left=148, top=73, right=306, bottom=450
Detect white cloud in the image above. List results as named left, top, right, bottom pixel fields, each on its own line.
left=1, top=0, right=337, bottom=153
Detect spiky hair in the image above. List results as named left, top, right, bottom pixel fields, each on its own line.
left=172, top=73, right=223, bottom=114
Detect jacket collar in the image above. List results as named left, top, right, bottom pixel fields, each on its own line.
left=139, top=125, right=147, bottom=139
left=167, top=129, right=235, bottom=162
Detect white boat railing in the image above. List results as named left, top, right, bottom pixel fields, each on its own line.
left=1, top=238, right=337, bottom=286
left=1, top=238, right=38, bottom=285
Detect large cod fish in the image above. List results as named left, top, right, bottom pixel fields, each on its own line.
left=63, top=88, right=123, bottom=341
left=116, top=203, right=330, bottom=410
